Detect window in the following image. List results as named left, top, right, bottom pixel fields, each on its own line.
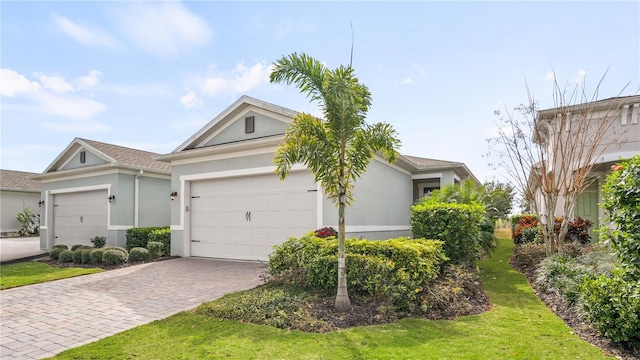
left=245, top=116, right=255, bottom=133
left=80, top=151, right=86, bottom=163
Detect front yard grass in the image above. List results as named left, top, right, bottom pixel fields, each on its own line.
left=49, top=236, right=613, bottom=359
left=0, top=262, right=103, bottom=289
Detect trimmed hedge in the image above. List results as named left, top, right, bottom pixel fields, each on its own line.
left=90, top=249, right=105, bottom=264
left=147, top=241, right=163, bottom=259
left=268, top=236, right=447, bottom=311
left=126, top=226, right=169, bottom=251
left=410, top=202, right=484, bottom=264
left=149, top=228, right=170, bottom=256
left=58, top=250, right=74, bottom=263
left=129, top=247, right=151, bottom=262
left=49, top=245, right=68, bottom=260
left=103, top=249, right=127, bottom=265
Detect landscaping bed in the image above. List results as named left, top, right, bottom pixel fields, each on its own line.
left=511, top=252, right=640, bottom=360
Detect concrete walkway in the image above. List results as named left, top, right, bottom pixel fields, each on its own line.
left=0, top=237, right=45, bottom=263
left=0, top=258, right=265, bottom=359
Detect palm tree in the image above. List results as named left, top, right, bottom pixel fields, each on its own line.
left=270, top=53, right=400, bottom=312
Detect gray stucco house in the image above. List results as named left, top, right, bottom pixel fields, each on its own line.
left=0, top=169, right=41, bottom=237
left=157, top=96, right=478, bottom=261
left=33, top=138, right=171, bottom=249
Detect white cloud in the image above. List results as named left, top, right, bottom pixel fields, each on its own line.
left=0, top=68, right=42, bottom=97
left=44, top=119, right=110, bottom=133
left=114, top=2, right=212, bottom=57
left=77, top=70, right=103, bottom=88
left=544, top=71, right=556, bottom=81
left=35, top=91, right=107, bottom=120
left=38, top=74, right=74, bottom=93
left=402, top=77, right=413, bottom=85
left=202, top=62, right=272, bottom=97
left=54, top=16, right=119, bottom=49
left=180, top=90, right=203, bottom=108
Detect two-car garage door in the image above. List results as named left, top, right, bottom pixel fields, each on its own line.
left=190, top=172, right=317, bottom=261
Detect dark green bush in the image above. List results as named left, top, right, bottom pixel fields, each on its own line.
left=147, top=241, right=163, bottom=259
left=581, top=272, right=640, bottom=349
left=102, top=246, right=128, bottom=258
left=410, top=202, right=484, bottom=264
left=90, top=236, right=106, bottom=248
left=126, top=226, right=168, bottom=251
left=268, top=236, right=446, bottom=311
left=72, top=249, right=87, bottom=264
left=71, top=244, right=84, bottom=251
left=90, top=249, right=105, bottom=264
left=81, top=249, right=93, bottom=264
left=129, top=247, right=150, bottom=262
left=58, top=249, right=74, bottom=263
left=103, top=249, right=127, bottom=265
left=49, top=246, right=67, bottom=260
left=149, top=228, right=170, bottom=256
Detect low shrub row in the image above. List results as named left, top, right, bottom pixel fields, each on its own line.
left=268, top=235, right=447, bottom=311
left=49, top=242, right=165, bottom=266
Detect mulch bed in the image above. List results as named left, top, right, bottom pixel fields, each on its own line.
left=510, top=256, right=640, bottom=360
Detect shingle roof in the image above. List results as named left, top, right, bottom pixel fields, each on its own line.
left=401, top=155, right=462, bottom=168
left=0, top=169, right=41, bottom=191
left=78, top=138, right=171, bottom=172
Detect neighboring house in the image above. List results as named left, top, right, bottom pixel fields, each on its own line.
left=532, top=95, right=639, bottom=239
left=32, top=138, right=171, bottom=249
left=156, top=95, right=478, bottom=261
left=0, top=169, right=41, bottom=237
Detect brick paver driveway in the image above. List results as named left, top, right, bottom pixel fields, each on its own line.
left=0, top=258, right=265, bottom=359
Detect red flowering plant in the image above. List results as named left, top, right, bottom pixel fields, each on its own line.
left=315, top=226, right=338, bottom=239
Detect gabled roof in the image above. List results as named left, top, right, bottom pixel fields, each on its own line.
left=538, top=94, right=640, bottom=116
left=173, top=95, right=298, bottom=153
left=35, top=138, right=170, bottom=179
left=0, top=169, right=41, bottom=192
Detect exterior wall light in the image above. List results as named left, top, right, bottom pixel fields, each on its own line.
left=38, top=200, right=45, bottom=207
left=170, top=191, right=178, bottom=201
left=108, top=195, right=115, bottom=203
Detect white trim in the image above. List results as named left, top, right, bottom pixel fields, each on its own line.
left=411, top=172, right=443, bottom=180
left=171, top=146, right=278, bottom=166
left=373, top=155, right=412, bottom=176
left=332, top=225, right=411, bottom=232
left=38, top=167, right=169, bottom=183
left=108, top=225, right=133, bottom=231
left=621, top=105, right=629, bottom=125
left=170, top=224, right=184, bottom=231
left=632, top=103, right=639, bottom=124
left=48, top=184, right=110, bottom=194
left=180, top=164, right=306, bottom=182
left=57, top=146, right=83, bottom=171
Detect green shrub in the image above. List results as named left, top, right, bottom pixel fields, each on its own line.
left=102, top=246, right=128, bottom=258
left=71, top=244, right=84, bottom=251
left=90, top=249, right=105, bottom=264
left=81, top=249, right=93, bottom=264
left=149, top=228, right=171, bottom=256
left=72, top=249, right=87, bottom=264
left=103, top=249, right=127, bottom=265
left=535, top=256, right=590, bottom=305
left=410, top=201, right=484, bottom=264
left=126, top=226, right=168, bottom=251
left=600, top=155, right=640, bottom=279
left=581, top=272, right=640, bottom=349
left=58, top=249, right=74, bottom=263
left=147, top=241, right=163, bottom=259
left=268, top=235, right=447, bottom=311
left=129, top=247, right=151, bottom=262
left=49, top=246, right=67, bottom=260
left=90, top=236, right=106, bottom=248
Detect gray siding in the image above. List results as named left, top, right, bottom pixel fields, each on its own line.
left=61, top=149, right=106, bottom=170
left=139, top=176, right=171, bottom=227
left=202, top=111, right=287, bottom=147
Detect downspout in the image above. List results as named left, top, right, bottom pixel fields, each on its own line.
left=134, top=170, right=143, bottom=227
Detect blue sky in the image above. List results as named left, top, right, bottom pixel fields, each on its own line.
left=2, top=1, right=638, bottom=183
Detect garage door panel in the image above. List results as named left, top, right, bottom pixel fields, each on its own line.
left=53, top=190, right=108, bottom=247
left=190, top=172, right=316, bottom=260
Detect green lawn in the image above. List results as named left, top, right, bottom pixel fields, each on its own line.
left=0, top=262, right=103, bottom=289
left=50, top=237, right=613, bottom=359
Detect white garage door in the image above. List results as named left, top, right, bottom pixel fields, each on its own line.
left=190, top=172, right=317, bottom=261
left=53, top=190, right=108, bottom=247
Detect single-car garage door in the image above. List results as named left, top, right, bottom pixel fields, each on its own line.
left=53, top=190, right=108, bottom=247
left=190, top=172, right=317, bottom=260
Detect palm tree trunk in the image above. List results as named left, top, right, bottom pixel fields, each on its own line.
left=334, top=194, right=351, bottom=312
